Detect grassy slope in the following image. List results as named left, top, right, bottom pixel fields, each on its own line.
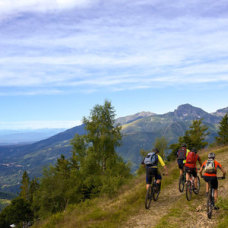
left=0, top=199, right=10, bottom=211
left=33, top=146, right=228, bottom=228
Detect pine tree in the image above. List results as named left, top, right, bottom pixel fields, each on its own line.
left=216, top=114, right=228, bottom=145
left=20, top=171, right=30, bottom=201
left=183, top=119, right=209, bottom=150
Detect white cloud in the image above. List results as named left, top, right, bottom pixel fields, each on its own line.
left=0, top=120, right=81, bottom=129
left=0, top=0, right=94, bottom=14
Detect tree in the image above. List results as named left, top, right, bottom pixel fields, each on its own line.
left=20, top=171, right=30, bottom=201
left=183, top=119, right=209, bottom=150
left=168, top=119, right=210, bottom=160
left=154, top=136, right=168, bottom=158
left=0, top=197, right=33, bottom=228
left=32, top=101, right=131, bottom=217
left=216, top=114, right=228, bottom=145
left=83, top=100, right=122, bottom=172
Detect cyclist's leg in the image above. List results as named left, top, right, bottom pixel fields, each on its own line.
left=192, top=169, right=198, bottom=188
left=185, top=167, right=190, bottom=182
left=155, top=169, right=162, bottom=184
left=203, top=176, right=209, bottom=196
left=177, top=159, right=184, bottom=176
left=146, top=166, right=153, bottom=190
left=211, top=177, right=218, bottom=203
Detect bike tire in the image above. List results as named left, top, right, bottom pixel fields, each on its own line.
left=145, top=186, right=153, bottom=209
left=186, top=181, right=192, bottom=201
left=193, top=176, right=200, bottom=195
left=207, top=188, right=213, bottom=219
left=179, top=175, right=185, bottom=192
left=152, top=182, right=160, bottom=201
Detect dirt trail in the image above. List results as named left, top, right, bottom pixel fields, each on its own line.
left=121, top=175, right=183, bottom=227
left=122, top=150, right=228, bottom=228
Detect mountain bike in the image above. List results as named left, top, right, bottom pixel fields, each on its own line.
left=186, top=172, right=200, bottom=201
left=179, top=169, right=186, bottom=192
left=207, top=176, right=225, bottom=219
left=145, top=176, right=161, bottom=209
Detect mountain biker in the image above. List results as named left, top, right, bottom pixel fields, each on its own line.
left=199, top=152, right=226, bottom=210
left=177, top=143, right=190, bottom=177
left=185, top=148, right=202, bottom=190
left=142, top=148, right=168, bottom=190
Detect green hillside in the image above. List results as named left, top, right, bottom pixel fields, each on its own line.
left=32, top=145, right=228, bottom=228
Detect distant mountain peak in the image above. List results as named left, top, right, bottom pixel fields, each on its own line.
left=116, top=111, right=155, bottom=125
left=171, top=103, right=211, bottom=120
left=213, top=107, right=228, bottom=117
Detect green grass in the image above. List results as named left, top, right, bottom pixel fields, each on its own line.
left=217, top=198, right=228, bottom=228
left=0, top=198, right=10, bottom=211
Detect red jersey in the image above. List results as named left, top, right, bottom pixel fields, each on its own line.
left=185, top=153, right=201, bottom=169
left=201, top=160, right=222, bottom=177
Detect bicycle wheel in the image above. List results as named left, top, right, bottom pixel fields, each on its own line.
left=145, top=185, right=153, bottom=209
left=193, top=176, right=200, bottom=194
left=207, top=188, right=213, bottom=219
left=152, top=181, right=160, bottom=201
left=179, top=174, right=185, bottom=192
left=186, top=181, right=192, bottom=201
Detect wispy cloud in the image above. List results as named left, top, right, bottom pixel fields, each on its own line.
left=1, top=0, right=228, bottom=95
left=0, top=120, right=81, bottom=129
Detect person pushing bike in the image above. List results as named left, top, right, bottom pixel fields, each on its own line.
left=142, top=148, right=168, bottom=190
left=199, top=152, right=226, bottom=210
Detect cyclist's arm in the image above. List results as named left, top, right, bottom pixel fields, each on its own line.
left=217, top=162, right=226, bottom=177
left=199, top=161, right=206, bottom=176
left=183, top=149, right=190, bottom=164
left=198, top=156, right=202, bottom=167
left=157, top=155, right=168, bottom=174
left=221, top=167, right=226, bottom=177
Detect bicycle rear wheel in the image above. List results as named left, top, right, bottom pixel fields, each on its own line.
left=179, top=174, right=185, bottom=192
left=207, top=188, right=213, bottom=219
left=145, top=185, right=153, bottom=209
left=186, top=181, right=192, bottom=201
left=152, top=182, right=160, bottom=201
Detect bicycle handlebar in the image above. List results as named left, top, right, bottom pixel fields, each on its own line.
left=217, top=176, right=226, bottom=180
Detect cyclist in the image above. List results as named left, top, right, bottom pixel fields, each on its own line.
left=177, top=143, right=190, bottom=177
left=185, top=148, right=202, bottom=190
left=142, top=148, right=168, bottom=190
left=199, top=152, right=226, bottom=210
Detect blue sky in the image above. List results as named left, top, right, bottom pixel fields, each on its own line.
left=0, top=0, right=228, bottom=129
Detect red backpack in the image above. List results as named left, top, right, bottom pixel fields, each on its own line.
left=186, top=151, right=197, bottom=164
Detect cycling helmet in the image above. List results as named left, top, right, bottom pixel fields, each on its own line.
left=153, top=148, right=159, bottom=153
left=182, top=143, right=187, bottom=148
left=191, top=148, right=197, bottom=153
left=208, top=152, right=215, bottom=159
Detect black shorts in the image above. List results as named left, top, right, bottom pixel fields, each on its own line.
left=146, top=167, right=162, bottom=184
left=203, top=176, right=218, bottom=190
left=185, top=167, right=197, bottom=177
left=177, top=159, right=184, bottom=169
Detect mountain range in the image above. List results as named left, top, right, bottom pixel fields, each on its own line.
left=0, top=104, right=227, bottom=193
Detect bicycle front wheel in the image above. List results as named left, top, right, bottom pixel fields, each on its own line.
left=145, top=186, right=153, bottom=209
left=152, top=182, right=160, bottom=201
left=186, top=181, right=192, bottom=201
